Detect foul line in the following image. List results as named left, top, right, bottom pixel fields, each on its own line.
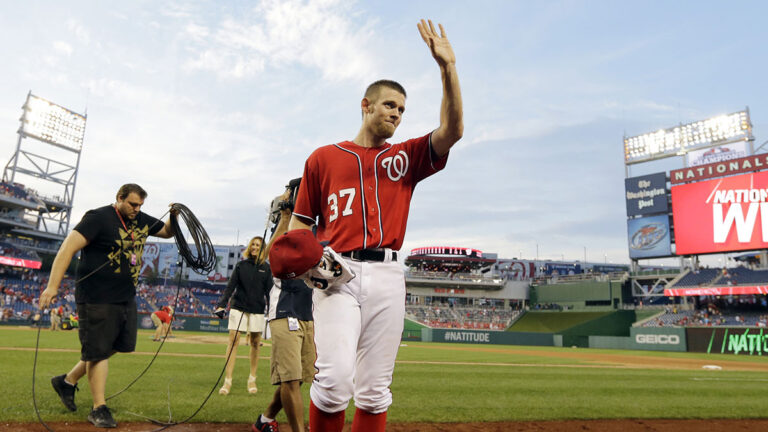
left=692, top=377, right=768, bottom=382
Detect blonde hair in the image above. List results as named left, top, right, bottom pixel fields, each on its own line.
left=243, top=236, right=266, bottom=264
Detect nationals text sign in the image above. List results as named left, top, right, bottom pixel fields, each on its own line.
left=672, top=171, right=768, bottom=254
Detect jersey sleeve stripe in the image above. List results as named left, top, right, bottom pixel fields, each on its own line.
left=292, top=212, right=316, bottom=225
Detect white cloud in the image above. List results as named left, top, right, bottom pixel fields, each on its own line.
left=52, top=41, right=72, bottom=56
left=66, top=19, right=90, bottom=44
left=180, top=0, right=377, bottom=82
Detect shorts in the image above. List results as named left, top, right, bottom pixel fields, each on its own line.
left=228, top=308, right=266, bottom=333
left=269, top=318, right=316, bottom=385
left=77, top=299, right=137, bottom=362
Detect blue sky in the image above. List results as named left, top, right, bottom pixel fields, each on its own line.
left=0, top=1, right=766, bottom=266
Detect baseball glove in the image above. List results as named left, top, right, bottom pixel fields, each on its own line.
left=299, top=246, right=355, bottom=290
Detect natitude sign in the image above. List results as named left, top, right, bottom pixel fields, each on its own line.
left=672, top=171, right=768, bottom=255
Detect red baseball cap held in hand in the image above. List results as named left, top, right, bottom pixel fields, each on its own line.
left=269, top=230, right=324, bottom=279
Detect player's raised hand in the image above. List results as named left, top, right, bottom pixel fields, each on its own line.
left=417, top=19, right=455, bottom=67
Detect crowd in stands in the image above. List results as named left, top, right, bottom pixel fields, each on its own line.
left=0, top=182, right=30, bottom=201
left=0, top=267, right=76, bottom=324
left=135, top=282, right=220, bottom=316
left=673, top=266, right=768, bottom=288
left=406, top=261, right=484, bottom=279
left=531, top=302, right=568, bottom=310
left=3, top=235, right=60, bottom=252
left=0, top=241, right=41, bottom=261
left=643, top=295, right=768, bottom=327
left=0, top=265, right=231, bottom=325
left=405, top=299, right=521, bottom=330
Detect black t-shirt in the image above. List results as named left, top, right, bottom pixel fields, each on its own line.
left=74, top=205, right=163, bottom=304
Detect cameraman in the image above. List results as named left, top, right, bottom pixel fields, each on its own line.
left=253, top=182, right=315, bottom=432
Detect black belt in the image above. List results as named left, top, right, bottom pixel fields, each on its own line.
left=341, top=249, right=398, bottom=262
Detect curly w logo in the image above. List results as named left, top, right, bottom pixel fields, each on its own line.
left=381, top=151, right=409, bottom=182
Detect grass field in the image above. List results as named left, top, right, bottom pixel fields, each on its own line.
left=508, top=311, right=611, bottom=332
left=3, top=325, right=768, bottom=425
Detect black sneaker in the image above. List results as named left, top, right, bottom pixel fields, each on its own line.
left=50, top=374, right=77, bottom=412
left=88, top=405, right=117, bottom=428
left=252, top=417, right=279, bottom=432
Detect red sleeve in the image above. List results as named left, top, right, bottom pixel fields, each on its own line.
left=292, top=150, right=322, bottom=225
left=401, top=132, right=448, bottom=184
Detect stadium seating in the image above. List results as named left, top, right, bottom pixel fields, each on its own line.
left=670, top=268, right=720, bottom=287
left=405, top=304, right=522, bottom=330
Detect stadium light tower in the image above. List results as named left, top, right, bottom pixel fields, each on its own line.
left=624, top=109, right=753, bottom=166
left=3, top=91, right=87, bottom=241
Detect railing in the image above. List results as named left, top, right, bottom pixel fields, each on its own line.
left=405, top=270, right=505, bottom=284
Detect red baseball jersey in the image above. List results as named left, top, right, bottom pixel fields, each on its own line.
left=154, top=310, right=171, bottom=323
left=293, top=132, right=448, bottom=252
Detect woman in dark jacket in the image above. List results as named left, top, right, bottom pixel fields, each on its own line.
left=214, top=236, right=272, bottom=395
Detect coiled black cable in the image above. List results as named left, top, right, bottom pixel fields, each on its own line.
left=170, top=203, right=217, bottom=274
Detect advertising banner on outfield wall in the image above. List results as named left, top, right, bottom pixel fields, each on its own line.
left=138, top=313, right=229, bottom=333
left=627, top=214, right=672, bottom=259
left=629, top=327, right=686, bottom=352
left=672, top=171, right=768, bottom=255
left=687, top=327, right=768, bottom=356
left=625, top=172, right=668, bottom=216
left=426, top=328, right=555, bottom=346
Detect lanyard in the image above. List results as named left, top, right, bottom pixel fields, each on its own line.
left=114, top=205, right=135, bottom=244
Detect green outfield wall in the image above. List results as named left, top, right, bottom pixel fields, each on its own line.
left=403, top=318, right=427, bottom=341
left=530, top=280, right=626, bottom=308
left=559, top=310, right=637, bottom=347
left=508, top=311, right=611, bottom=332
left=589, top=327, right=687, bottom=352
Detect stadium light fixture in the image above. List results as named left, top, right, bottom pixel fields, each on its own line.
left=18, top=93, right=86, bottom=152
left=624, top=110, right=751, bottom=165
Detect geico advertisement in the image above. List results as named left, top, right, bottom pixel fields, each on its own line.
left=630, top=328, right=686, bottom=351
left=687, top=327, right=768, bottom=355
left=672, top=171, right=768, bottom=255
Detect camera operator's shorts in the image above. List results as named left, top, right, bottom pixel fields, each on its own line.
left=77, top=299, right=137, bottom=362
left=269, top=318, right=316, bottom=384
left=228, top=308, right=266, bottom=333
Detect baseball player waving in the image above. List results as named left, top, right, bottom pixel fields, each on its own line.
left=279, top=19, right=463, bottom=432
